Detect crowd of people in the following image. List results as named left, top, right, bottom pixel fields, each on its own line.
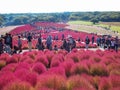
left=0, top=33, right=22, bottom=55
left=0, top=31, right=119, bottom=55
left=96, top=35, right=119, bottom=52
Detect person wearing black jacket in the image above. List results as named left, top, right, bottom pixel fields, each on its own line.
left=85, top=36, right=90, bottom=50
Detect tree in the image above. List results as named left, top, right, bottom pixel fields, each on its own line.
left=90, top=18, right=99, bottom=24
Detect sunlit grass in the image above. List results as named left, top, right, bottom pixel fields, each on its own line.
left=68, top=20, right=120, bottom=33
left=68, top=20, right=93, bottom=25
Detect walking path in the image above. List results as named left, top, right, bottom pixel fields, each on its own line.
left=20, top=47, right=105, bottom=54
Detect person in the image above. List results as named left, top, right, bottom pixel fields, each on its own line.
left=5, top=44, right=11, bottom=54
left=18, top=36, right=22, bottom=53
left=62, top=34, right=64, bottom=40
left=36, top=42, right=45, bottom=51
left=4, top=33, right=12, bottom=54
left=46, top=35, right=52, bottom=50
left=69, top=37, right=76, bottom=50
left=66, top=39, right=71, bottom=52
left=78, top=37, right=81, bottom=42
left=53, top=45, right=58, bottom=51
left=105, top=37, right=111, bottom=50
left=36, top=34, right=44, bottom=51
left=12, top=45, right=18, bottom=54
left=111, top=39, right=115, bottom=50
left=114, top=36, right=119, bottom=52
left=62, top=39, right=67, bottom=50
left=92, top=35, right=95, bottom=44
left=0, top=38, right=4, bottom=55
left=85, top=36, right=90, bottom=50
left=101, top=36, right=105, bottom=48
left=9, top=34, right=13, bottom=49
left=38, top=34, right=42, bottom=45
left=54, top=35, right=58, bottom=40
left=27, top=33, right=32, bottom=51
left=96, top=36, right=101, bottom=47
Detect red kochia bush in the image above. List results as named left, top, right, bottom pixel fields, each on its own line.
left=98, top=77, right=112, bottom=90
left=46, top=66, right=66, bottom=77
left=32, top=62, right=46, bottom=74
left=0, top=53, right=10, bottom=61
left=0, top=71, right=17, bottom=90
left=70, top=62, right=89, bottom=75
left=37, top=87, right=54, bottom=90
left=15, top=62, right=31, bottom=71
left=24, top=72, right=37, bottom=87
left=0, top=60, right=6, bottom=69
left=36, top=74, right=67, bottom=90
left=66, top=52, right=80, bottom=63
left=6, top=56, right=18, bottom=64
left=35, top=55, right=48, bottom=67
left=50, top=59, right=61, bottom=67
left=14, top=68, right=37, bottom=87
left=109, top=75, right=120, bottom=88
left=60, top=60, right=75, bottom=77
left=1, top=63, right=17, bottom=72
left=3, top=81, right=33, bottom=90
left=14, top=69, right=30, bottom=81
left=67, top=75, right=95, bottom=90
left=90, top=63, right=109, bottom=76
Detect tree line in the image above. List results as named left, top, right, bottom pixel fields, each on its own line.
left=0, top=12, right=120, bottom=26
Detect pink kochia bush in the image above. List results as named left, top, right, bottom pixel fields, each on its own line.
left=35, top=55, right=48, bottom=67
left=0, top=53, right=10, bottom=61
left=109, top=75, right=120, bottom=88
left=36, top=74, right=67, bottom=90
left=14, top=68, right=37, bottom=87
left=32, top=62, right=47, bottom=74
left=3, top=81, right=33, bottom=90
left=60, top=60, right=75, bottom=77
left=46, top=66, right=66, bottom=77
left=98, top=77, right=112, bottom=90
left=67, top=75, right=96, bottom=90
left=0, top=71, right=17, bottom=90
left=71, top=62, right=89, bottom=75
left=0, top=60, right=6, bottom=69
left=0, top=49, right=120, bottom=90
left=50, top=54, right=64, bottom=67
left=90, top=63, right=109, bottom=76
left=15, top=62, right=31, bottom=70
left=1, top=63, right=17, bottom=72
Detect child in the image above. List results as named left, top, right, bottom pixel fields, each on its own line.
left=54, top=45, right=58, bottom=51
left=12, top=45, right=18, bottom=54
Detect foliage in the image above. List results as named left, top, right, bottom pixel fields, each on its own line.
left=0, top=12, right=120, bottom=26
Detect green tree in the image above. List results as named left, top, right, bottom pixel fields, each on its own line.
left=90, top=18, right=99, bottom=24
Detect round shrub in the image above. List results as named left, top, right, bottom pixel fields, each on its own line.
left=32, top=62, right=46, bottom=74
left=0, top=60, right=6, bottom=69
left=90, top=63, right=109, bottom=76
left=71, top=63, right=89, bottom=75
left=3, top=81, right=33, bottom=90
left=36, top=74, right=67, bottom=90
left=67, top=75, right=95, bottom=90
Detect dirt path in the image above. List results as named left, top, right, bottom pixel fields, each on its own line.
left=0, top=26, right=18, bottom=35
left=67, top=24, right=120, bottom=38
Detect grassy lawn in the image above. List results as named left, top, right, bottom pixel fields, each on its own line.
left=68, top=20, right=120, bottom=33
left=68, top=20, right=93, bottom=25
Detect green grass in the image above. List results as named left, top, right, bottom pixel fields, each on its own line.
left=68, top=20, right=93, bottom=25
left=68, top=20, right=120, bottom=33
left=96, top=24, right=120, bottom=33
